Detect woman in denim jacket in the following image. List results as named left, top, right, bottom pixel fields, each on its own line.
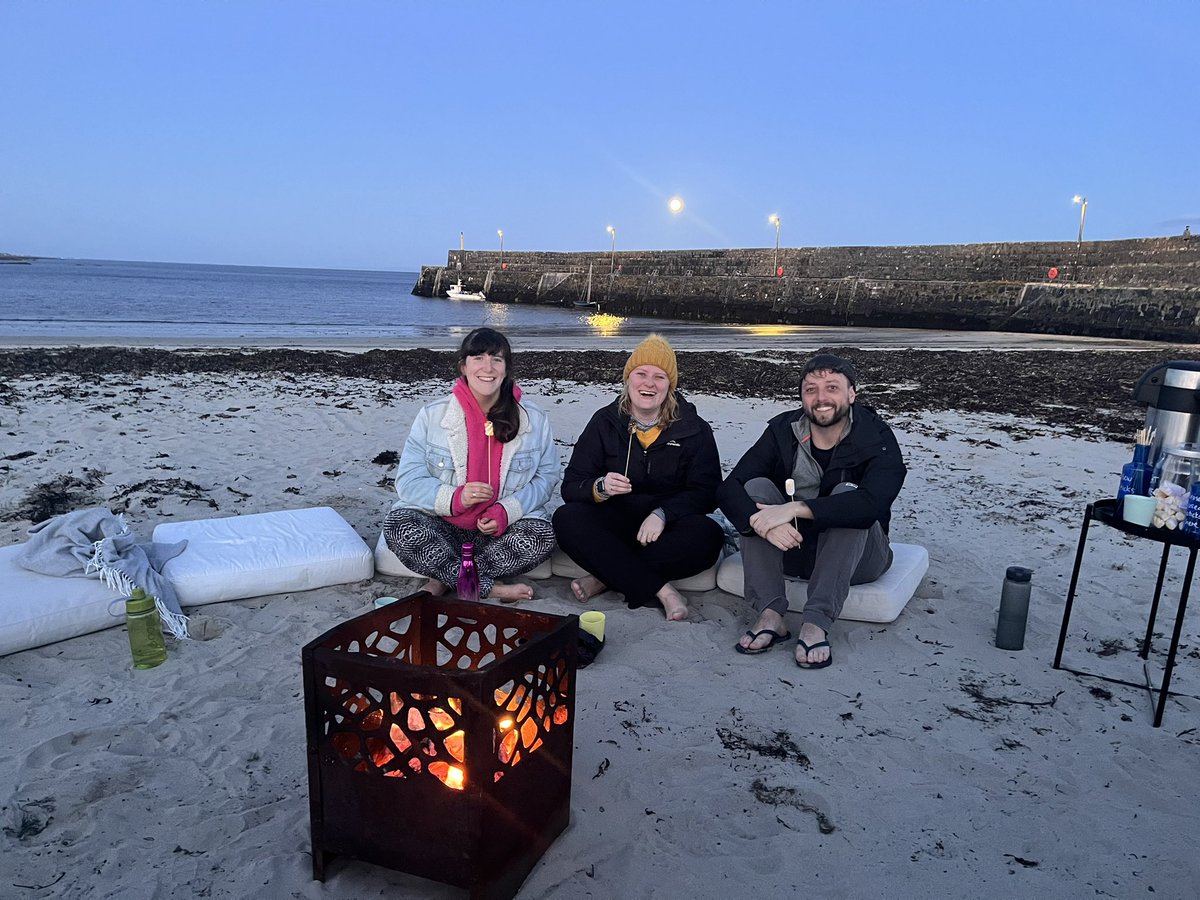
left=384, top=328, right=560, bottom=602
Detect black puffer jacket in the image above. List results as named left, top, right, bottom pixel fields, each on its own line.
left=718, top=402, right=906, bottom=544
left=561, top=393, right=721, bottom=522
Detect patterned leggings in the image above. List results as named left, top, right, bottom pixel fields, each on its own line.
left=383, top=507, right=556, bottom=599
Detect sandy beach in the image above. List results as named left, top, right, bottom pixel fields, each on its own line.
left=2, top=345, right=1199, bottom=899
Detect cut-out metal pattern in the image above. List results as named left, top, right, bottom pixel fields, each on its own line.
left=304, top=593, right=578, bottom=896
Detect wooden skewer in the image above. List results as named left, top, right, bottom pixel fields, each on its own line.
left=624, top=422, right=636, bottom=477
left=485, top=420, right=494, bottom=493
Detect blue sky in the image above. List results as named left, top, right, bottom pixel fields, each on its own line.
left=2, top=1, right=1196, bottom=271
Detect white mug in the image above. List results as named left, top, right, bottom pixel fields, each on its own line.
left=1122, top=495, right=1156, bottom=527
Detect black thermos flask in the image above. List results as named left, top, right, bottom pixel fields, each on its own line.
left=995, top=566, right=1033, bottom=651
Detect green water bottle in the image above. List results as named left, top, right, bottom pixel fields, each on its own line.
left=126, top=588, right=168, bottom=669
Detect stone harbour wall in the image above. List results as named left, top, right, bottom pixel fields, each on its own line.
left=413, top=236, right=1200, bottom=341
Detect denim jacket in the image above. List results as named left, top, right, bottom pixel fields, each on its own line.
left=393, top=392, right=560, bottom=523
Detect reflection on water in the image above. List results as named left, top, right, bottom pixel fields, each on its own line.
left=741, top=324, right=794, bottom=337
left=482, top=303, right=513, bottom=329
left=583, top=312, right=626, bottom=337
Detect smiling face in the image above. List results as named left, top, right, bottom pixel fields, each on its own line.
left=801, top=369, right=855, bottom=428
left=459, top=351, right=507, bottom=410
left=626, top=364, right=671, bottom=420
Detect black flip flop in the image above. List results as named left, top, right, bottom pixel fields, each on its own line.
left=795, top=638, right=833, bottom=668
left=734, top=629, right=791, bottom=655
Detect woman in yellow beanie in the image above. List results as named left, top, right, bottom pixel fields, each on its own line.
left=553, top=334, right=724, bottom=620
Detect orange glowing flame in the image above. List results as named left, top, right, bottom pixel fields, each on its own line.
left=428, top=707, right=455, bottom=730
left=430, top=762, right=465, bottom=791
left=332, top=732, right=358, bottom=760
left=330, top=685, right=568, bottom=790
left=520, top=718, right=540, bottom=749
left=444, top=730, right=465, bottom=762
left=499, top=729, right=518, bottom=764
left=367, top=737, right=394, bottom=767
left=389, top=723, right=411, bottom=753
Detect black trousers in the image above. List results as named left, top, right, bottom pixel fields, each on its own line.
left=553, top=500, right=724, bottom=608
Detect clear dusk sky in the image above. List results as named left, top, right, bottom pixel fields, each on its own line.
left=2, top=1, right=1197, bottom=271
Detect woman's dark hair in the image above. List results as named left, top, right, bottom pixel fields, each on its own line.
left=456, top=327, right=520, bottom=442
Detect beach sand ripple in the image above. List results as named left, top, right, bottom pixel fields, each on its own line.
left=1, top=349, right=1198, bottom=898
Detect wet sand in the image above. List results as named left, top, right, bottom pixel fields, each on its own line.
left=0, top=324, right=1189, bottom=352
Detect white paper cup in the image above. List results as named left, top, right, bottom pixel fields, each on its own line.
left=1122, top=495, right=1156, bottom=527
left=373, top=596, right=400, bottom=609
left=579, top=611, right=606, bottom=642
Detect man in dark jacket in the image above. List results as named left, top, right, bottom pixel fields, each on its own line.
left=717, top=353, right=906, bottom=668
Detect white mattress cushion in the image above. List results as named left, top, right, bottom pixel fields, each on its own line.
left=715, top=543, right=929, bottom=624
left=0, top=543, right=128, bottom=656
left=374, top=530, right=552, bottom=580
left=550, top=546, right=719, bottom=592
left=153, top=507, right=373, bottom=607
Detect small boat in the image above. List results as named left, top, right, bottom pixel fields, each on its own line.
left=572, top=264, right=598, bottom=308
left=446, top=279, right=486, bottom=301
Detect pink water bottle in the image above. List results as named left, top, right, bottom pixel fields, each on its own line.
left=457, top=542, right=480, bottom=601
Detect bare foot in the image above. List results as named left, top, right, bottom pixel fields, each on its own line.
left=737, top=608, right=788, bottom=652
left=420, top=579, right=449, bottom=596
left=571, top=574, right=607, bottom=602
left=795, top=621, right=830, bottom=667
left=489, top=582, right=535, bottom=603
left=657, top=584, right=689, bottom=621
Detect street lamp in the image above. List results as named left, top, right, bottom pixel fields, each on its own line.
left=1072, top=195, right=1088, bottom=247
left=606, top=225, right=616, bottom=274
left=497, top=229, right=504, bottom=266
left=768, top=214, right=781, bottom=274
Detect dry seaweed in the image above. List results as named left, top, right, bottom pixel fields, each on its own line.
left=2, top=469, right=108, bottom=523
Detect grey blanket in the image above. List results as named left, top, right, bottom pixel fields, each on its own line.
left=18, top=507, right=190, bottom=639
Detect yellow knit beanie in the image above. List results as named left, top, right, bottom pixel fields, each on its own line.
left=623, top=333, right=678, bottom=390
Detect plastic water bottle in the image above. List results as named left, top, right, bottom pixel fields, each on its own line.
left=457, top=542, right=480, bottom=602
left=126, top=588, right=167, bottom=669
left=995, top=567, right=1033, bottom=651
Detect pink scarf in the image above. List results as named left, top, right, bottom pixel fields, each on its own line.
left=444, top=378, right=521, bottom=532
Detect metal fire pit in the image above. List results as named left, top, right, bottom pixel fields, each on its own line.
left=302, top=593, right=577, bottom=900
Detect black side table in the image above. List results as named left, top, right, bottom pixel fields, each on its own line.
left=1054, top=498, right=1198, bottom=727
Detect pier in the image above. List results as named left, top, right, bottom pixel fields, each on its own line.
left=414, top=236, right=1200, bottom=342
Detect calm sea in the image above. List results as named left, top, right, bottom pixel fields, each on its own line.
left=0, top=257, right=1164, bottom=351
left=0, top=257, right=686, bottom=346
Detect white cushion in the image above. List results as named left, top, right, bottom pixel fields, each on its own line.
left=153, top=507, right=373, bottom=607
left=550, top=546, right=719, bottom=591
left=715, top=543, right=929, bottom=624
left=374, top=529, right=552, bottom=580
left=0, top=543, right=126, bottom=656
